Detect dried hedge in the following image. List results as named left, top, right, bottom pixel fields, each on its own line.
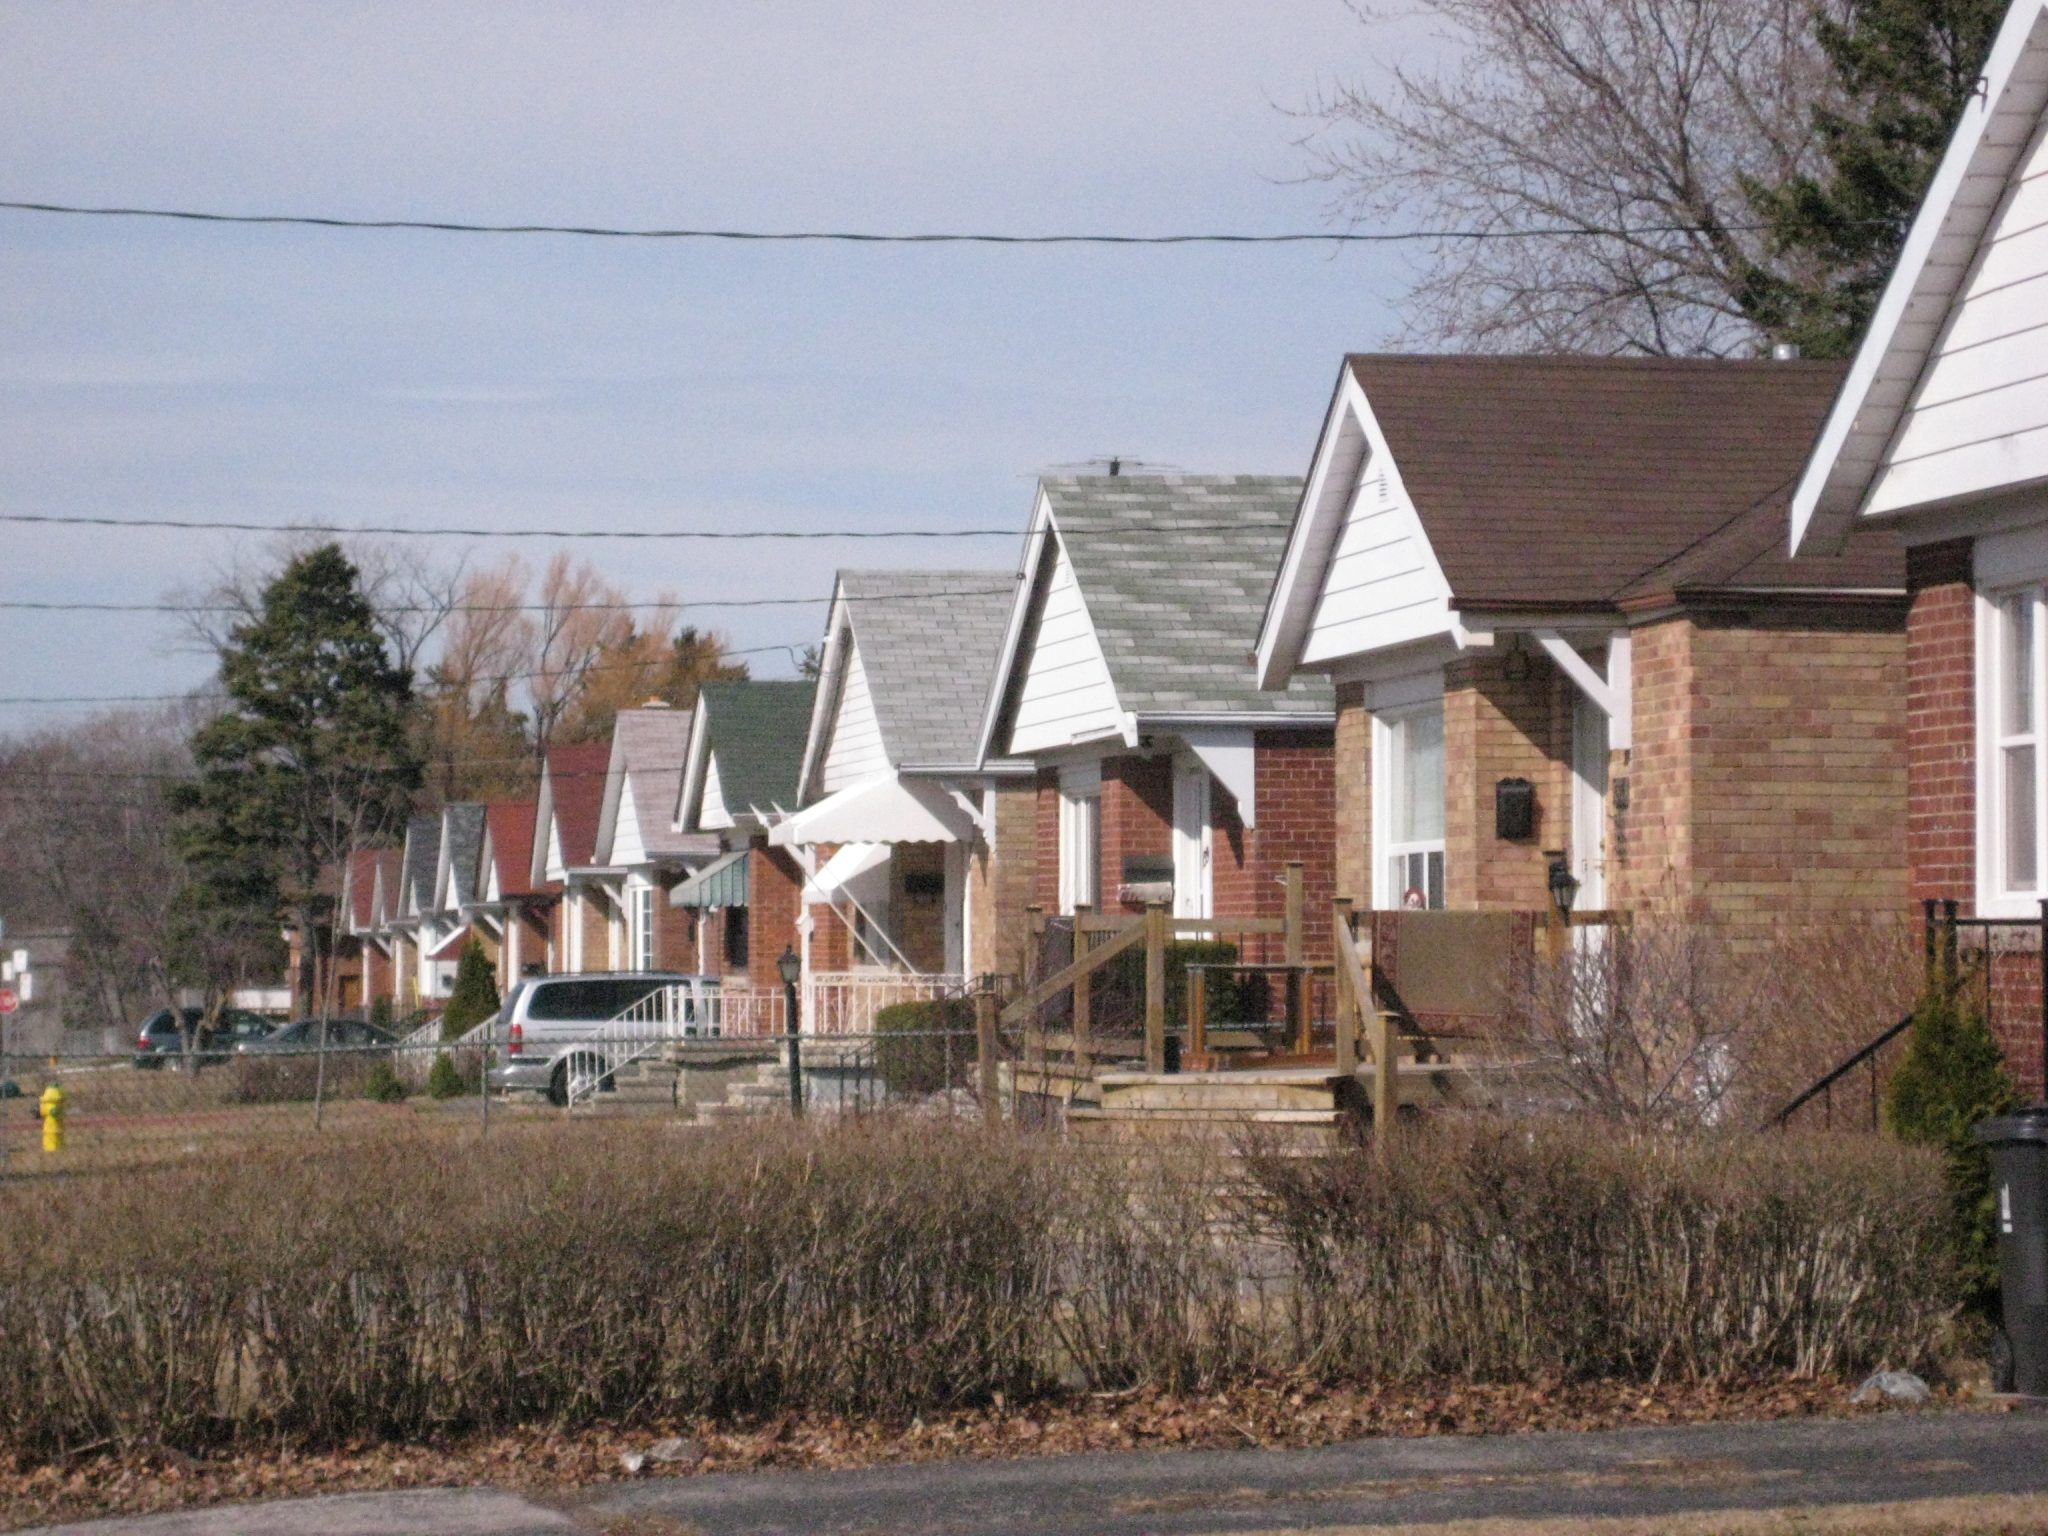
left=0, top=1118, right=1957, bottom=1456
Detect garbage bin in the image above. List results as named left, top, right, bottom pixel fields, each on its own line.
left=1974, top=1108, right=2048, bottom=1394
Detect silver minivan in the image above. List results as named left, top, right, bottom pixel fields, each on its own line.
left=484, top=971, right=720, bottom=1107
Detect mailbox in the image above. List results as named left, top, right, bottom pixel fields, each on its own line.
left=1495, top=778, right=1535, bottom=841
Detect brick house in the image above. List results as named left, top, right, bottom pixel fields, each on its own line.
left=376, top=813, right=448, bottom=1010
left=669, top=680, right=815, bottom=991
left=1791, top=0, right=2048, bottom=1090
left=771, top=570, right=1037, bottom=990
left=1254, top=355, right=1907, bottom=949
left=426, top=803, right=489, bottom=990
left=468, top=800, right=554, bottom=991
left=337, top=846, right=398, bottom=1009
left=977, top=475, right=1337, bottom=956
left=590, top=705, right=720, bottom=971
left=528, top=742, right=616, bottom=973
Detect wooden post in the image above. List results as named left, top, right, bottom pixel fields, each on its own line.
left=1283, top=861, right=1304, bottom=967
left=1144, top=902, right=1168, bottom=1074
left=976, top=987, right=1000, bottom=1118
left=1025, top=904, right=1045, bottom=991
left=1188, top=967, right=1208, bottom=1070
left=1371, top=1008, right=1398, bottom=1151
left=1332, top=898, right=1357, bottom=1075
left=1072, top=949, right=1093, bottom=1075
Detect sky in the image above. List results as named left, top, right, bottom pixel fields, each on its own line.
left=0, top=1, right=1439, bottom=723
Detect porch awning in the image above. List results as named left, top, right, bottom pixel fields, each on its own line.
left=801, top=842, right=890, bottom=904
left=768, top=771, right=977, bottom=848
left=670, top=848, right=749, bottom=910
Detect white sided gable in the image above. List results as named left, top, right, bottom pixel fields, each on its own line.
left=1008, top=529, right=1124, bottom=754
left=1795, top=1, right=2048, bottom=549
left=1870, top=113, right=2048, bottom=516
left=821, top=639, right=888, bottom=793
left=613, top=778, right=648, bottom=867
left=701, top=750, right=735, bottom=830
left=1257, top=372, right=1455, bottom=686
left=545, top=820, right=566, bottom=884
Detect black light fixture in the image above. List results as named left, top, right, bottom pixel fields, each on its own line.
left=1546, top=853, right=1580, bottom=919
left=1503, top=635, right=1532, bottom=683
left=776, top=945, right=804, bottom=1117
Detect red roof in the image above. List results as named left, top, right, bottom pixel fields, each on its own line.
left=546, top=742, right=612, bottom=869
left=485, top=799, right=552, bottom=898
left=346, top=848, right=380, bottom=929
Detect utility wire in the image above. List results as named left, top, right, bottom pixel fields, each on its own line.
left=0, top=587, right=1014, bottom=617
left=0, top=511, right=1040, bottom=540
left=0, top=198, right=1791, bottom=247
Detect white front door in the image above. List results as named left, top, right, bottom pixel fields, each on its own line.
left=1172, top=757, right=1213, bottom=921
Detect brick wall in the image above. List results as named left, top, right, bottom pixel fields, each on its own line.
left=1444, top=650, right=1569, bottom=911
left=972, top=781, right=1041, bottom=979
left=655, top=878, right=697, bottom=972
left=1101, top=756, right=1173, bottom=914
left=748, top=846, right=804, bottom=991
left=1333, top=682, right=1370, bottom=907
left=1250, top=731, right=1336, bottom=956
left=1907, top=540, right=1977, bottom=907
left=1034, top=770, right=1060, bottom=911
left=1615, top=609, right=1908, bottom=946
left=890, top=842, right=950, bottom=973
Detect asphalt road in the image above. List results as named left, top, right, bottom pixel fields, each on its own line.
left=30, top=1409, right=2048, bottom=1536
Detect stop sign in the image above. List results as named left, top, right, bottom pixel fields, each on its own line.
left=0, top=990, right=17, bottom=1015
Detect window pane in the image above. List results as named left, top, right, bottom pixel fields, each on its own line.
left=2006, top=593, right=2036, bottom=735
left=1395, top=707, right=1445, bottom=843
left=2008, top=743, right=2039, bottom=892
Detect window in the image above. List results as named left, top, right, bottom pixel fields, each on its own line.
left=724, top=906, right=750, bottom=970
left=1990, top=586, right=2047, bottom=902
left=1058, top=767, right=1101, bottom=913
left=629, top=881, right=655, bottom=972
left=1375, top=701, right=1446, bottom=909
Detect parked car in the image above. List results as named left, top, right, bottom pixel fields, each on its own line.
left=485, top=971, right=719, bottom=1107
left=132, top=1007, right=276, bottom=1070
left=234, top=1016, right=395, bottom=1054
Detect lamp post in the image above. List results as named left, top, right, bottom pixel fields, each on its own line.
left=776, top=945, right=804, bottom=1118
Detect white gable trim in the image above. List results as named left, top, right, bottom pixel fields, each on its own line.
left=977, top=489, right=1134, bottom=767
left=545, top=821, right=567, bottom=885
left=673, top=699, right=713, bottom=833
left=797, top=583, right=855, bottom=802
left=1793, top=0, right=2048, bottom=552
left=701, top=750, right=736, bottom=830
left=590, top=728, right=632, bottom=867
left=1255, top=367, right=1456, bottom=687
left=614, top=778, right=648, bottom=867
left=821, top=638, right=889, bottom=793
left=1006, top=521, right=1127, bottom=756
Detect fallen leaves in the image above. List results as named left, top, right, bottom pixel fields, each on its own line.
left=0, top=1374, right=1984, bottom=1533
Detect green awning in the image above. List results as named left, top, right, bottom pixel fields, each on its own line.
left=670, top=849, right=749, bottom=910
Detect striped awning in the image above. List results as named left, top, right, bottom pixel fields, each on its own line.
left=669, top=848, right=750, bottom=910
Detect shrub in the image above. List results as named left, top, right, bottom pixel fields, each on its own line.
left=425, top=1050, right=466, bottom=1101
left=0, top=1118, right=1957, bottom=1457
left=441, top=940, right=499, bottom=1042
left=1100, top=939, right=1269, bottom=1031
left=368, top=996, right=394, bottom=1031
left=1886, top=984, right=2019, bottom=1307
left=872, top=998, right=975, bottom=1096
left=362, top=1059, right=407, bottom=1104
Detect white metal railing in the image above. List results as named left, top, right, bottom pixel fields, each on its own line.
left=563, top=984, right=702, bottom=1108
left=802, top=972, right=967, bottom=1036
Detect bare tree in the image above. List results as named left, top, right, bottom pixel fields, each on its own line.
left=1296, top=0, right=1841, bottom=354
left=421, top=555, right=539, bottom=804
left=526, top=553, right=637, bottom=765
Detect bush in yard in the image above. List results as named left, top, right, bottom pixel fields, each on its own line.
left=0, top=1117, right=1957, bottom=1457
left=1885, top=982, right=2019, bottom=1308
left=873, top=997, right=975, bottom=1096
left=440, top=939, right=498, bottom=1042
left=361, top=1059, right=406, bottom=1104
left=425, top=1050, right=466, bottom=1101
left=1102, top=939, right=1268, bottom=1030
left=367, top=996, right=393, bottom=1031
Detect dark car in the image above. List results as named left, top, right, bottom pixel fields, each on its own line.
left=235, top=1016, right=395, bottom=1055
left=132, top=1008, right=277, bottom=1069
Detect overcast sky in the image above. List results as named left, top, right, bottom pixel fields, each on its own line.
left=0, top=2, right=1436, bottom=721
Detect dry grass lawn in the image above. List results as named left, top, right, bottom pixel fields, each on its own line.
left=1234, top=1495, right=2048, bottom=1534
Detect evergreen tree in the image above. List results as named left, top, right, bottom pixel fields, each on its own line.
left=172, top=545, right=420, bottom=1016
left=426, top=1051, right=467, bottom=1100
left=441, top=938, right=500, bottom=1042
left=1886, top=981, right=2019, bottom=1308
left=1746, top=0, right=2005, bottom=357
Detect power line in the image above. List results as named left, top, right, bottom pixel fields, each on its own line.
left=0, top=198, right=1788, bottom=247
left=0, top=511, right=1038, bottom=540
left=0, top=586, right=1014, bottom=617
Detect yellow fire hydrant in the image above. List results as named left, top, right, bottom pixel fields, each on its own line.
left=39, top=1082, right=66, bottom=1154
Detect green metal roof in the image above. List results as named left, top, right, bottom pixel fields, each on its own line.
left=698, top=680, right=816, bottom=822
left=671, top=848, right=749, bottom=909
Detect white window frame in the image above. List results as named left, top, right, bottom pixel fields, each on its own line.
left=1371, top=697, right=1447, bottom=911
left=1058, top=762, right=1102, bottom=914
left=628, top=876, right=656, bottom=972
left=1979, top=581, right=2048, bottom=916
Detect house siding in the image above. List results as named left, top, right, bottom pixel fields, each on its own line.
left=1300, top=455, right=1451, bottom=666
left=821, top=643, right=887, bottom=793
left=1444, top=650, right=1570, bottom=911
left=970, top=781, right=1040, bottom=979
left=1906, top=539, right=1978, bottom=906
left=748, top=845, right=804, bottom=991
left=1009, top=533, right=1124, bottom=754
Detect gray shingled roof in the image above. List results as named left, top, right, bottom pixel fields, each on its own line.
left=842, top=569, right=1018, bottom=767
left=1043, top=476, right=1332, bottom=716
left=401, top=814, right=439, bottom=918
left=441, top=803, right=487, bottom=910
left=698, top=680, right=814, bottom=818
left=611, top=707, right=719, bottom=861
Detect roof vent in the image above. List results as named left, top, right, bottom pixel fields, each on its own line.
left=1772, top=342, right=1802, bottom=362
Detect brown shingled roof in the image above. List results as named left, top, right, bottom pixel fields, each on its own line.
left=1347, top=354, right=1903, bottom=611
left=485, top=800, right=547, bottom=898
left=546, top=742, right=612, bottom=868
